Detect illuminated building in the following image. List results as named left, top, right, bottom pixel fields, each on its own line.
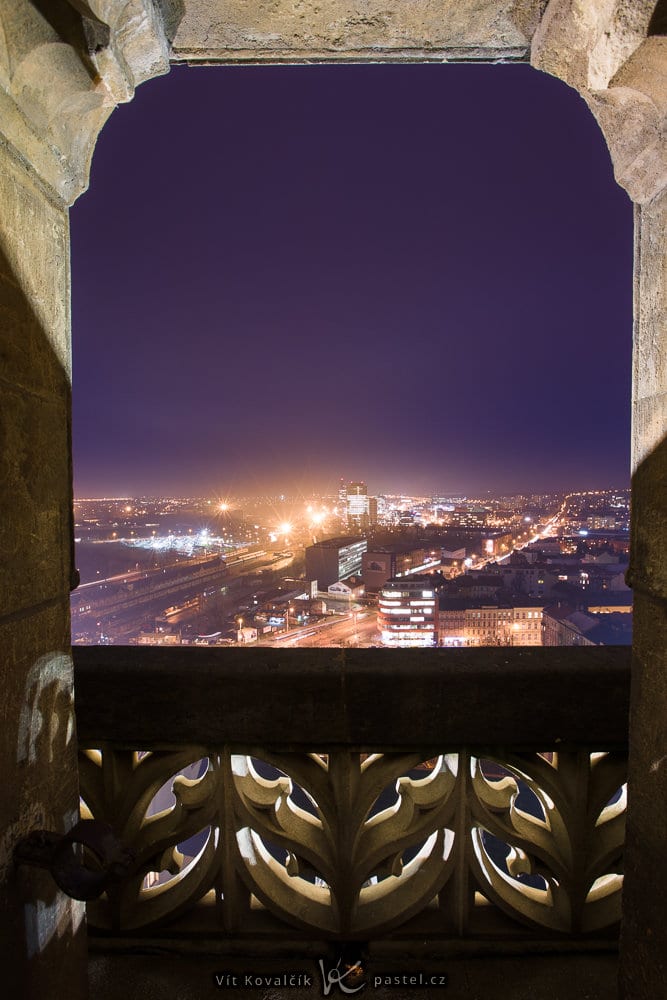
left=346, top=482, right=377, bottom=530
left=378, top=576, right=440, bottom=648
left=438, top=598, right=544, bottom=646
left=444, top=507, right=489, bottom=528
left=305, top=536, right=367, bottom=590
left=336, top=481, right=378, bottom=530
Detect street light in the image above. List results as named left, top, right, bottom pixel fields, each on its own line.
left=310, top=510, right=326, bottom=543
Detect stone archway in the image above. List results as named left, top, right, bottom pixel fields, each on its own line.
left=0, top=3, right=664, bottom=998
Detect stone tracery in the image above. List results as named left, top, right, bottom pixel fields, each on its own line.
left=78, top=744, right=625, bottom=939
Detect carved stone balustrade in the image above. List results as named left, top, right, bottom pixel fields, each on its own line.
left=73, top=646, right=630, bottom=949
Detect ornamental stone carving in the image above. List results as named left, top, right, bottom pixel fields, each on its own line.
left=79, top=745, right=626, bottom=940
left=0, top=1, right=175, bottom=203
left=531, top=0, right=667, bottom=204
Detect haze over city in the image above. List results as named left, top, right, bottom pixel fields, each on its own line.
left=71, top=63, right=632, bottom=498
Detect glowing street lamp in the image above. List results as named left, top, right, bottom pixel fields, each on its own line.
left=310, top=509, right=326, bottom=543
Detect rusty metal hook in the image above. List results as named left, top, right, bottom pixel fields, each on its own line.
left=14, top=819, right=134, bottom=901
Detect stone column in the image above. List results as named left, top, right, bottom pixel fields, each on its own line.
left=532, top=4, right=666, bottom=997
left=622, top=188, right=667, bottom=999
left=0, top=3, right=174, bottom=997
left=0, top=139, right=86, bottom=999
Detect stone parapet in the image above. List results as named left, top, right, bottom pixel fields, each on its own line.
left=74, top=646, right=629, bottom=944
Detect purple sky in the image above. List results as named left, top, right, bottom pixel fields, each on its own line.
left=71, top=63, right=633, bottom=499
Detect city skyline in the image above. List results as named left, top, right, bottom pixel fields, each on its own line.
left=72, top=482, right=629, bottom=502
left=71, top=486, right=631, bottom=649
left=71, top=63, right=632, bottom=498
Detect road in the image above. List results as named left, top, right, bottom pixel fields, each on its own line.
left=264, top=610, right=380, bottom=648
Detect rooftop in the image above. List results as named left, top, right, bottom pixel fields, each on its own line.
left=308, top=536, right=365, bottom=549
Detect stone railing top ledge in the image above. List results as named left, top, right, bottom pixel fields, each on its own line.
left=73, top=645, right=631, bottom=751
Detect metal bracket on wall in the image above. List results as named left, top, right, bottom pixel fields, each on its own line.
left=14, top=819, right=134, bottom=901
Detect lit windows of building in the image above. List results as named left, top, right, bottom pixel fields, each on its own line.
left=305, top=536, right=367, bottom=590
left=347, top=482, right=378, bottom=530
left=336, top=481, right=379, bottom=530
left=378, top=577, right=441, bottom=648
left=438, top=598, right=545, bottom=646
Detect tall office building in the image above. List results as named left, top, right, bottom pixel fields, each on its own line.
left=346, top=482, right=378, bottom=530
left=337, top=480, right=378, bottom=530
left=305, top=536, right=367, bottom=590
left=347, top=482, right=367, bottom=528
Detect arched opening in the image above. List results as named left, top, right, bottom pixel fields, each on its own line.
left=69, top=62, right=633, bottom=647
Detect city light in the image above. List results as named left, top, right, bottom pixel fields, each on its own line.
left=71, top=486, right=631, bottom=650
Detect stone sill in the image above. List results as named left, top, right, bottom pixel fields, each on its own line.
left=73, top=645, right=631, bottom=750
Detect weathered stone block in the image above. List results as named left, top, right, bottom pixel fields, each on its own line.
left=0, top=603, right=85, bottom=1000
left=172, top=0, right=545, bottom=63
left=620, top=591, right=667, bottom=999
left=0, top=146, right=73, bottom=615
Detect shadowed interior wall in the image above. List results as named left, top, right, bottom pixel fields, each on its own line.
left=622, top=188, right=667, bottom=1000
left=0, top=4, right=170, bottom=995
left=0, top=140, right=86, bottom=998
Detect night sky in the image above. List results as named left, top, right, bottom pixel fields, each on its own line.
left=71, top=63, right=633, bottom=499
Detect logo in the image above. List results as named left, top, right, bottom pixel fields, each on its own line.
left=317, top=958, right=366, bottom=995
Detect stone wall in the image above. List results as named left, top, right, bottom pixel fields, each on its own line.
left=0, top=3, right=172, bottom=996
left=531, top=8, right=667, bottom=997
left=622, top=187, right=667, bottom=1000
left=171, top=0, right=547, bottom=63
left=0, top=135, right=86, bottom=999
